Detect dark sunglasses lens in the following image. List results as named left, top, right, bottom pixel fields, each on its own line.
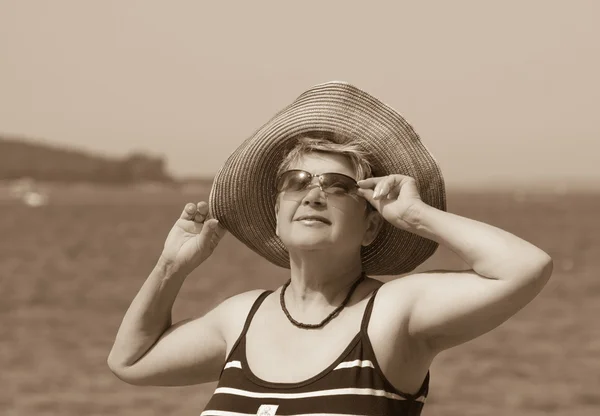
left=321, top=173, right=357, bottom=193
left=276, top=171, right=310, bottom=192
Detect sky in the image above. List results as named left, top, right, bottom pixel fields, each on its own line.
left=0, top=1, right=599, bottom=189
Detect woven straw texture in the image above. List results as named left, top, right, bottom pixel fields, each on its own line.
left=209, top=81, right=446, bottom=275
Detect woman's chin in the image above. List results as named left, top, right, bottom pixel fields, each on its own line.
left=283, top=236, right=334, bottom=251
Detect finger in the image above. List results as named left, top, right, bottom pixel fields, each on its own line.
left=199, top=219, right=227, bottom=245
left=377, top=176, right=404, bottom=199
left=387, top=185, right=401, bottom=199
left=196, top=201, right=209, bottom=215
left=380, top=176, right=397, bottom=198
left=386, top=175, right=417, bottom=199
left=373, top=177, right=391, bottom=199
left=371, top=177, right=388, bottom=199
left=181, top=203, right=197, bottom=220
left=356, top=177, right=384, bottom=189
left=356, top=188, right=377, bottom=205
left=211, top=220, right=228, bottom=241
left=193, top=201, right=209, bottom=223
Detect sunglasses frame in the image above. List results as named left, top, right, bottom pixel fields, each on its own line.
left=275, top=169, right=361, bottom=197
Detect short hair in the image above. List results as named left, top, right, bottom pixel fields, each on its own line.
left=274, top=132, right=376, bottom=214
left=276, top=132, right=373, bottom=180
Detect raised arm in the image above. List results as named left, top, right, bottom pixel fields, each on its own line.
left=107, top=202, right=232, bottom=386
left=357, top=175, right=553, bottom=353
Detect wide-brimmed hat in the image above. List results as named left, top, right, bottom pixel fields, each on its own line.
left=208, top=81, right=446, bottom=275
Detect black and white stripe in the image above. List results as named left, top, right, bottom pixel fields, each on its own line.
left=202, top=290, right=428, bottom=416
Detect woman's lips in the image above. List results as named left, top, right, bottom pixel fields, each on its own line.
left=295, top=215, right=331, bottom=224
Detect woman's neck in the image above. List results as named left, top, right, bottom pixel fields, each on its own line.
left=285, top=250, right=364, bottom=312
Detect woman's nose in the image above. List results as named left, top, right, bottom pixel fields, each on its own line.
left=301, top=185, right=326, bottom=206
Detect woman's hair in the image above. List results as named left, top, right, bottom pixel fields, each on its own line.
left=275, top=132, right=374, bottom=180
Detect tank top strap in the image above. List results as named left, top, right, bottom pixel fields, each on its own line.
left=360, top=287, right=381, bottom=334
left=239, top=290, right=272, bottom=338
left=223, top=290, right=272, bottom=366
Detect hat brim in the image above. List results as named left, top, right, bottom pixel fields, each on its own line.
left=209, top=81, right=446, bottom=275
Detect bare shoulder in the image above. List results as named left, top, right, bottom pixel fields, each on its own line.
left=366, top=275, right=435, bottom=395
left=371, top=274, right=423, bottom=317
left=213, top=289, right=272, bottom=351
left=370, top=269, right=462, bottom=332
left=366, top=274, right=426, bottom=354
left=374, top=269, right=457, bottom=308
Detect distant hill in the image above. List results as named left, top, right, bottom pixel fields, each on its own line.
left=0, top=135, right=174, bottom=183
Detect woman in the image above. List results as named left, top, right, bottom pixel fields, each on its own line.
left=108, top=82, right=553, bottom=415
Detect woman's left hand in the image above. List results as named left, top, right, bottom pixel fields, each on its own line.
left=356, top=174, right=426, bottom=230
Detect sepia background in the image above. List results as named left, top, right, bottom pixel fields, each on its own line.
left=1, top=1, right=598, bottom=415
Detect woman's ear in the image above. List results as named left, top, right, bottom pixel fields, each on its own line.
left=361, top=210, right=384, bottom=246
left=274, top=199, right=280, bottom=237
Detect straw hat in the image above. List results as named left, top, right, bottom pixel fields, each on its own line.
left=208, top=81, right=446, bottom=275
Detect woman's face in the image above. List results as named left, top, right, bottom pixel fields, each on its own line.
left=275, top=152, right=381, bottom=254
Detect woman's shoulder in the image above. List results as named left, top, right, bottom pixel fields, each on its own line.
left=216, top=289, right=273, bottom=343
left=219, top=288, right=271, bottom=314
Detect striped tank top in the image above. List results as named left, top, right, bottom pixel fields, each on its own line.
left=201, top=289, right=429, bottom=416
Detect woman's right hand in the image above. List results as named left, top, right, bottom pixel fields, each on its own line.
left=160, top=201, right=227, bottom=274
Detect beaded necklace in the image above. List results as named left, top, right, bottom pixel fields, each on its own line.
left=279, top=272, right=366, bottom=329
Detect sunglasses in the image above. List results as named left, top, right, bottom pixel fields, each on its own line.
left=275, top=169, right=360, bottom=198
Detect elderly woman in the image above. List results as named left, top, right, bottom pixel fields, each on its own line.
left=108, top=82, right=553, bottom=416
